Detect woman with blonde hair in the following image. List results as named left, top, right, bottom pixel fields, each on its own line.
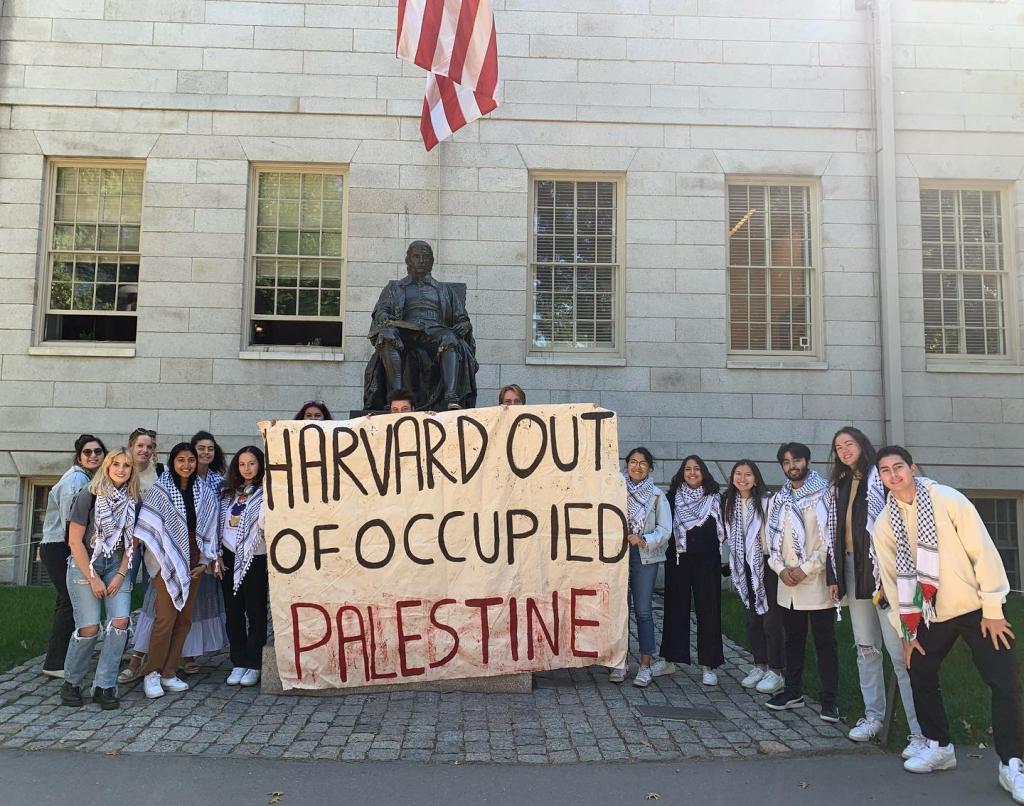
left=59, top=447, right=138, bottom=710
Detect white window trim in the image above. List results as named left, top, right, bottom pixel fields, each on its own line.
left=919, top=180, right=1021, bottom=371
left=724, top=175, right=825, bottom=366
left=33, top=157, right=146, bottom=351
left=19, top=477, right=59, bottom=586
left=967, top=491, right=1024, bottom=594
left=243, top=162, right=350, bottom=355
left=526, top=171, right=627, bottom=364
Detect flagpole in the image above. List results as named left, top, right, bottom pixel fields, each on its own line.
left=436, top=137, right=443, bottom=267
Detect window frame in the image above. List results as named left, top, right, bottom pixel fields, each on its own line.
left=19, top=477, right=60, bottom=586
left=34, top=158, right=146, bottom=347
left=919, top=180, right=1019, bottom=368
left=725, top=175, right=824, bottom=363
left=243, top=162, right=350, bottom=354
left=526, top=171, right=627, bottom=364
left=968, top=492, right=1024, bottom=593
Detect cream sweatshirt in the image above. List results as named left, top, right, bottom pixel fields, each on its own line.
left=872, top=480, right=1009, bottom=633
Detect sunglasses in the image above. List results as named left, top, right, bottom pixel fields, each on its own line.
left=130, top=428, right=157, bottom=439
left=80, top=448, right=105, bottom=457
left=302, top=400, right=326, bottom=408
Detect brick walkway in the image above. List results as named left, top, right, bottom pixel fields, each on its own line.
left=0, top=604, right=867, bottom=764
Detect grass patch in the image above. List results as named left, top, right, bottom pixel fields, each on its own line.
left=0, top=583, right=147, bottom=674
left=722, top=591, right=1024, bottom=751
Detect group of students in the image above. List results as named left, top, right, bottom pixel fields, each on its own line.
left=617, top=427, right=1024, bottom=801
left=36, top=402, right=331, bottom=709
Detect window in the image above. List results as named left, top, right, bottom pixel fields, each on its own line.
left=249, top=166, right=347, bottom=348
left=529, top=175, right=623, bottom=354
left=43, top=162, right=144, bottom=343
left=727, top=180, right=819, bottom=355
left=971, top=496, right=1022, bottom=590
left=24, top=481, right=55, bottom=585
left=920, top=187, right=1009, bottom=358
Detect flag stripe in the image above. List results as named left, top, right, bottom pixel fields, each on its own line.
left=414, top=0, right=446, bottom=69
left=447, top=0, right=479, bottom=84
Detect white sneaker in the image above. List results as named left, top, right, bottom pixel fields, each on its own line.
left=756, top=670, right=785, bottom=694
left=143, top=672, right=164, bottom=699
left=159, top=676, right=189, bottom=693
left=226, top=667, right=246, bottom=685
left=240, top=669, right=261, bottom=687
left=741, top=667, right=766, bottom=689
left=848, top=717, right=883, bottom=743
left=701, top=667, right=718, bottom=686
left=633, top=665, right=652, bottom=688
left=903, top=740, right=956, bottom=773
left=902, top=734, right=929, bottom=760
left=650, top=659, right=676, bottom=677
left=1000, top=758, right=1024, bottom=804
left=608, top=665, right=627, bottom=684
left=41, top=668, right=65, bottom=679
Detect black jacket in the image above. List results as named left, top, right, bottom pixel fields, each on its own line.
left=827, top=474, right=875, bottom=599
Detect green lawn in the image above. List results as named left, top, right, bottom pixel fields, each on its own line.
left=0, top=583, right=146, bottom=674
left=721, top=590, right=1024, bottom=750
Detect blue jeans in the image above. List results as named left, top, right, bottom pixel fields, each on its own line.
left=64, top=552, right=133, bottom=689
left=628, top=546, right=659, bottom=656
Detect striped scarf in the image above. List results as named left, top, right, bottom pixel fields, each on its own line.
left=624, top=473, right=656, bottom=537
left=673, top=485, right=724, bottom=556
left=768, top=470, right=829, bottom=568
left=888, top=478, right=940, bottom=640
left=90, top=486, right=136, bottom=575
left=135, top=472, right=219, bottom=611
left=222, top=485, right=264, bottom=593
left=728, top=494, right=770, bottom=615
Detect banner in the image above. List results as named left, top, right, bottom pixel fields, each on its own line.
left=261, top=404, right=629, bottom=690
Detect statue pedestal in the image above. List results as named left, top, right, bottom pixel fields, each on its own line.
left=260, top=649, right=533, bottom=696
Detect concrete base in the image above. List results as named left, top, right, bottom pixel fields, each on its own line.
left=261, top=650, right=533, bottom=696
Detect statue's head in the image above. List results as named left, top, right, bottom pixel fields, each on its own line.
left=405, top=240, right=434, bottom=281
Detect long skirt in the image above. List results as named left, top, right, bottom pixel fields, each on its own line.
left=133, top=572, right=227, bottom=657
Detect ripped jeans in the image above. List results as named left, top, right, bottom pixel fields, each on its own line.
left=844, top=553, right=921, bottom=734
left=64, top=550, right=133, bottom=689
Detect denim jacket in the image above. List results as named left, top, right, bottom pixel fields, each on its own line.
left=41, top=465, right=90, bottom=545
left=635, top=488, right=672, bottom=565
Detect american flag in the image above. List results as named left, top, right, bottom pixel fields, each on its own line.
left=397, top=0, right=500, bottom=151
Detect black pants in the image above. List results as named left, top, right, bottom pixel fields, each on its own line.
left=745, top=566, right=785, bottom=671
left=220, top=550, right=269, bottom=670
left=39, top=542, right=74, bottom=671
left=783, top=606, right=838, bottom=705
left=660, top=552, right=725, bottom=668
left=910, top=609, right=1024, bottom=763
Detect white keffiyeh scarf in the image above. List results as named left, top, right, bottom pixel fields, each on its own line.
left=221, top=485, right=264, bottom=593
left=135, top=472, right=219, bottom=611
left=90, top=486, right=136, bottom=575
left=727, top=495, right=770, bottom=615
left=624, top=473, right=656, bottom=538
left=888, top=478, right=940, bottom=640
left=768, top=470, right=829, bottom=570
left=673, top=485, right=725, bottom=556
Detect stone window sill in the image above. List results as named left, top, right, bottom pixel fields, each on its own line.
left=726, top=358, right=827, bottom=371
left=525, top=354, right=627, bottom=367
left=925, top=361, right=1024, bottom=374
left=239, top=349, right=345, bottom=362
left=29, top=343, right=136, bottom=358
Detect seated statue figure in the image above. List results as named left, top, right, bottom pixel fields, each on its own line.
left=362, top=241, right=478, bottom=411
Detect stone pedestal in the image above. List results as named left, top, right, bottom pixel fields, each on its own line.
left=261, top=649, right=533, bottom=696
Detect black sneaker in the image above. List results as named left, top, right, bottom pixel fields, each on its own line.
left=766, top=691, right=805, bottom=711
left=59, top=682, right=83, bottom=708
left=92, top=686, right=119, bottom=711
left=820, top=702, right=840, bottom=723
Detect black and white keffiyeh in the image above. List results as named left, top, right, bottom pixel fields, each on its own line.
left=767, top=470, right=829, bottom=569
left=673, top=484, right=725, bottom=556
left=728, top=494, right=771, bottom=614
left=135, top=471, right=219, bottom=611
left=624, top=473, right=656, bottom=538
left=888, top=477, right=940, bottom=640
left=221, top=485, right=264, bottom=593
left=90, top=486, right=136, bottom=575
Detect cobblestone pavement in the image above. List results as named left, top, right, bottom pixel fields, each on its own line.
left=0, top=605, right=868, bottom=764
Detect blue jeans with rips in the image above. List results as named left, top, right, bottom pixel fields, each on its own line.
left=628, top=546, right=660, bottom=656
left=63, top=551, right=133, bottom=690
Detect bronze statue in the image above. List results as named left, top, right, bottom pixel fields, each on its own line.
left=362, top=241, right=478, bottom=411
